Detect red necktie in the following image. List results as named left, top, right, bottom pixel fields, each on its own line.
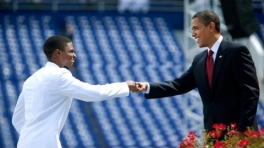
left=206, top=50, right=214, bottom=88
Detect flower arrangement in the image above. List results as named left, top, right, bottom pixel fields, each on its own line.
left=178, top=123, right=264, bottom=148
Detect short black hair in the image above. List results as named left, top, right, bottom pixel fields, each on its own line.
left=43, top=35, right=72, bottom=60
left=192, top=10, right=221, bottom=33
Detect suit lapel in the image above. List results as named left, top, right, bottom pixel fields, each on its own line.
left=211, top=41, right=227, bottom=90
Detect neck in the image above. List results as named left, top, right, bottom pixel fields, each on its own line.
left=49, top=59, right=62, bottom=68
left=209, top=33, right=221, bottom=49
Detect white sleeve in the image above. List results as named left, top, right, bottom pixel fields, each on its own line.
left=59, top=70, right=130, bottom=102
left=12, top=91, right=26, bottom=134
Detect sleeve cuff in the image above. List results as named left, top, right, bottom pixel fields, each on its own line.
left=144, top=83, right=150, bottom=94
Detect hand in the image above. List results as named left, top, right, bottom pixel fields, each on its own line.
left=133, top=82, right=148, bottom=93
left=126, top=80, right=136, bottom=92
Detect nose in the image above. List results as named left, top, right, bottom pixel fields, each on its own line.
left=192, top=30, right=196, bottom=37
left=73, top=53, right=76, bottom=58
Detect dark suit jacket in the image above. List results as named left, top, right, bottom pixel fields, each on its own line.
left=145, top=40, right=259, bottom=131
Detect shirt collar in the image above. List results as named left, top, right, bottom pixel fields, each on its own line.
left=209, top=35, right=223, bottom=54
left=45, top=62, right=60, bottom=68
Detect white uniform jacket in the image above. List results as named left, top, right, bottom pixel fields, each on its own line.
left=12, top=62, right=129, bottom=148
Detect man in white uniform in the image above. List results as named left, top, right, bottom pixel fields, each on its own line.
left=12, top=35, right=135, bottom=148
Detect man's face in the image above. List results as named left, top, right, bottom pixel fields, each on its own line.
left=191, top=18, right=212, bottom=48
left=59, top=42, right=76, bottom=69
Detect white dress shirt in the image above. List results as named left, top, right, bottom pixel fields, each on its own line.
left=210, top=35, right=223, bottom=61
left=12, top=62, right=129, bottom=148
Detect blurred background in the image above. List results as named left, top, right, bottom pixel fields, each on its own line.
left=0, top=0, right=263, bottom=147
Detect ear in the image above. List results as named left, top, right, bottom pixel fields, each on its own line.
left=54, top=49, right=61, bottom=57
left=209, top=22, right=215, bottom=31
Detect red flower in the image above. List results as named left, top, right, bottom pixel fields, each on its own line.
left=212, top=124, right=219, bottom=129
left=238, top=139, right=249, bottom=147
left=244, top=129, right=252, bottom=135
left=187, top=131, right=196, bottom=141
left=178, top=138, right=194, bottom=148
left=214, top=141, right=227, bottom=148
left=179, top=123, right=264, bottom=148
left=250, top=131, right=260, bottom=137
left=209, top=130, right=223, bottom=138
left=212, top=123, right=226, bottom=131
left=230, top=123, right=237, bottom=129
left=209, top=130, right=217, bottom=138
left=217, top=124, right=226, bottom=130
left=228, top=129, right=236, bottom=135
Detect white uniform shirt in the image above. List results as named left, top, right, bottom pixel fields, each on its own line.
left=12, top=62, right=129, bottom=148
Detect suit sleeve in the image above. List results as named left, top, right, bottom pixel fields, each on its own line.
left=58, top=70, right=130, bottom=102
left=234, top=46, right=259, bottom=131
left=145, top=65, right=196, bottom=99
left=12, top=91, right=26, bottom=134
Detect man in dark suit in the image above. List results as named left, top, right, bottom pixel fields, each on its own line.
left=135, top=10, right=259, bottom=137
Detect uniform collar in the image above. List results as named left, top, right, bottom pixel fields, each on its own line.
left=45, top=62, right=60, bottom=68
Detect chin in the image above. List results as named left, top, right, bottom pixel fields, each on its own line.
left=64, top=65, right=72, bottom=69
left=198, top=44, right=205, bottom=48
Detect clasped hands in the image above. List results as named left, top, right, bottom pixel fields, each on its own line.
left=126, top=81, right=148, bottom=93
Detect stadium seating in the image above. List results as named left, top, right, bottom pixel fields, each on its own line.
left=0, top=11, right=263, bottom=148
